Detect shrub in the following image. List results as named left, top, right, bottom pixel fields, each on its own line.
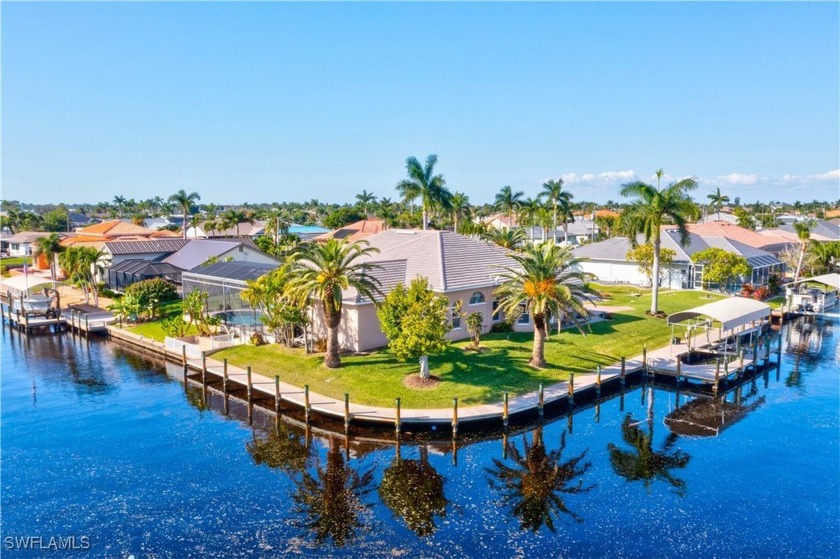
left=0, top=264, right=8, bottom=278
left=124, top=278, right=178, bottom=310
left=161, top=315, right=190, bottom=337
left=752, top=287, right=770, bottom=301
left=491, top=321, right=513, bottom=334
left=466, top=311, right=484, bottom=348
left=740, top=284, right=755, bottom=297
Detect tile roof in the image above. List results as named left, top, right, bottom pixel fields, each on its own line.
left=1, top=231, right=57, bottom=243
left=342, top=230, right=516, bottom=301
left=772, top=220, right=840, bottom=242
left=313, top=219, right=386, bottom=243
left=149, top=229, right=183, bottom=238
left=76, top=220, right=155, bottom=237
left=684, top=222, right=792, bottom=251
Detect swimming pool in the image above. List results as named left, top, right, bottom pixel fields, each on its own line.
left=212, top=309, right=263, bottom=326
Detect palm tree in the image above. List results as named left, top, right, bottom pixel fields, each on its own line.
left=188, top=214, right=203, bottom=238
left=58, top=246, right=109, bottom=306
left=379, top=445, right=447, bottom=536
left=706, top=187, right=730, bottom=217
left=494, top=243, right=593, bottom=367
left=495, top=185, right=524, bottom=226
left=396, top=154, right=451, bottom=230
left=556, top=196, right=575, bottom=244
left=263, top=206, right=290, bottom=245
left=517, top=197, right=540, bottom=239
left=450, top=192, right=470, bottom=233
left=594, top=214, right=619, bottom=239
left=355, top=190, right=377, bottom=218
left=113, top=195, right=127, bottom=216
left=130, top=214, right=147, bottom=227
left=483, top=228, right=526, bottom=250
left=220, top=208, right=255, bottom=237
left=793, top=220, right=815, bottom=282
left=486, top=428, right=593, bottom=532
left=292, top=437, right=374, bottom=546
left=203, top=220, right=218, bottom=238
left=168, top=189, right=201, bottom=239
left=539, top=179, right=574, bottom=234
left=608, top=387, right=691, bottom=496
left=620, top=169, right=699, bottom=314
left=33, top=233, right=64, bottom=282
left=810, top=240, right=839, bottom=274
left=287, top=239, right=382, bottom=368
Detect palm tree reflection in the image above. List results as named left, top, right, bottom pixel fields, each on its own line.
left=293, top=436, right=374, bottom=546
left=379, top=445, right=447, bottom=536
left=608, top=387, right=691, bottom=496
left=246, top=421, right=312, bottom=476
left=486, top=428, right=593, bottom=532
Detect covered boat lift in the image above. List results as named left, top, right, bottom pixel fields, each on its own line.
left=786, top=273, right=840, bottom=314
left=0, top=274, right=61, bottom=317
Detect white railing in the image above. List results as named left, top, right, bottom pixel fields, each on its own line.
left=210, top=333, right=234, bottom=349
left=164, top=337, right=203, bottom=359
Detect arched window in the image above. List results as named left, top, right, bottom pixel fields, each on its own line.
left=469, top=291, right=486, bottom=305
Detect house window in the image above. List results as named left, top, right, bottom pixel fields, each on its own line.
left=469, top=291, right=486, bottom=305
left=517, top=305, right=530, bottom=325
left=492, top=300, right=502, bottom=322
left=451, top=303, right=462, bottom=329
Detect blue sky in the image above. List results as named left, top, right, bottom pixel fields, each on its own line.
left=3, top=2, right=838, bottom=206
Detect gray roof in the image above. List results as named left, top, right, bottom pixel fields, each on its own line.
left=184, top=261, right=277, bottom=282
left=777, top=220, right=840, bottom=241
left=344, top=230, right=515, bottom=301
left=109, top=259, right=181, bottom=276
left=162, top=240, right=245, bottom=270
left=104, top=239, right=188, bottom=255
left=575, top=230, right=783, bottom=269
left=1, top=231, right=57, bottom=243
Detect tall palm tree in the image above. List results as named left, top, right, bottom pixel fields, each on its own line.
left=517, top=197, right=540, bottom=239
left=113, top=195, right=127, bottom=216
left=221, top=209, right=255, bottom=237
left=486, top=428, right=594, bottom=532
left=539, top=179, right=574, bottom=234
left=495, top=185, right=525, bottom=226
left=494, top=243, right=593, bottom=367
left=292, top=437, right=374, bottom=546
left=556, top=196, right=575, bottom=244
left=355, top=190, right=377, bottom=218
left=608, top=387, right=691, bottom=496
left=706, top=187, right=730, bottom=217
left=483, top=228, right=526, bottom=250
left=33, top=233, right=64, bottom=281
left=287, top=239, right=382, bottom=368
left=263, top=206, right=290, bottom=245
left=188, top=214, right=203, bottom=238
left=130, top=214, right=147, bottom=227
left=379, top=445, right=447, bottom=536
left=620, top=169, right=699, bottom=314
left=168, top=189, right=201, bottom=239
left=450, top=192, right=470, bottom=233
left=594, top=214, right=619, bottom=240
left=793, top=219, right=815, bottom=282
left=396, top=154, right=451, bottom=230
left=58, top=246, right=109, bottom=306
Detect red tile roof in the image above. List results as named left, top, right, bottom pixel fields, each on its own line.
left=313, top=219, right=387, bottom=243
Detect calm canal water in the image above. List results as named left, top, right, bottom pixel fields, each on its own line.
left=2, top=317, right=839, bottom=558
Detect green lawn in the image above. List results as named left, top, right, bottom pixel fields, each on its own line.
left=122, top=300, right=196, bottom=342
left=0, top=256, right=30, bottom=268
left=214, top=287, right=726, bottom=408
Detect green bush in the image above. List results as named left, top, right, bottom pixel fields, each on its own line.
left=0, top=264, right=8, bottom=278
left=323, top=207, right=363, bottom=229
left=124, top=278, right=178, bottom=309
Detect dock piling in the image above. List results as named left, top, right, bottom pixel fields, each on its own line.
left=452, top=397, right=459, bottom=437
left=739, top=350, right=745, bottom=376
left=642, top=344, right=647, bottom=373
left=596, top=366, right=602, bottom=397
left=344, top=393, right=350, bottom=432
left=538, top=384, right=544, bottom=417
left=274, top=375, right=281, bottom=412
left=223, top=359, right=229, bottom=393
left=304, top=384, right=311, bottom=423
left=568, top=372, right=575, bottom=404
left=201, top=352, right=207, bottom=386
left=714, top=357, right=721, bottom=394
left=181, top=345, right=187, bottom=368
left=503, top=392, right=509, bottom=428
left=395, top=398, right=401, bottom=436
left=620, top=356, right=626, bottom=385
left=246, top=366, right=253, bottom=403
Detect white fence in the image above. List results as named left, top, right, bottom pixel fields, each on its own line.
left=210, top=333, right=234, bottom=349
left=164, top=337, right=204, bottom=359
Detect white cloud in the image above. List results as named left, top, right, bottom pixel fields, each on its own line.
left=781, top=169, right=839, bottom=183
left=719, top=173, right=759, bottom=186
left=557, top=170, right=636, bottom=185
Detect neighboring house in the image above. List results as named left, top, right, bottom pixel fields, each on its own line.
left=699, top=212, right=739, bottom=225
left=573, top=229, right=785, bottom=291
left=68, top=212, right=94, bottom=228
left=476, top=212, right=518, bottom=230
left=522, top=219, right=600, bottom=246
left=312, top=218, right=386, bottom=243
left=102, top=238, right=277, bottom=289
left=762, top=220, right=840, bottom=243
left=184, top=220, right=266, bottom=239
left=309, top=229, right=533, bottom=353
left=1, top=231, right=60, bottom=258
left=684, top=222, right=793, bottom=255
left=61, top=220, right=157, bottom=250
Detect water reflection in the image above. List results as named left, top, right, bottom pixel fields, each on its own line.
left=486, top=427, right=594, bottom=532
left=608, top=387, right=691, bottom=496
left=247, top=422, right=312, bottom=476
left=292, top=436, right=374, bottom=546
left=185, top=385, right=209, bottom=413
left=379, top=445, right=447, bottom=536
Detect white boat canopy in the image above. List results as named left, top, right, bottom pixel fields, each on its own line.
left=787, top=273, right=840, bottom=290
left=667, top=297, right=771, bottom=332
left=0, top=275, right=56, bottom=294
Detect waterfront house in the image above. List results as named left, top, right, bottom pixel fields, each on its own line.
left=761, top=219, right=840, bottom=243
left=312, top=218, right=385, bottom=243
left=572, top=229, right=785, bottom=291
left=1, top=231, right=61, bottom=258
left=309, top=229, right=536, bottom=352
